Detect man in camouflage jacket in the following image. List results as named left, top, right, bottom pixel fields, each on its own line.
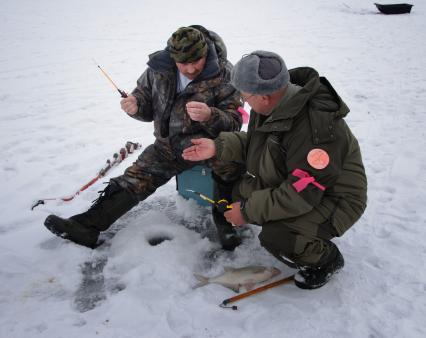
left=183, top=51, right=368, bottom=289
left=44, top=26, right=243, bottom=250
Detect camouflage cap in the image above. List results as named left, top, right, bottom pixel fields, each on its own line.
left=167, top=27, right=208, bottom=63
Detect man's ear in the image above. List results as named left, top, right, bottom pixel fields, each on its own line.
left=260, top=95, right=271, bottom=106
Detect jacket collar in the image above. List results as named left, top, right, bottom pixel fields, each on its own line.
left=255, top=82, right=306, bottom=132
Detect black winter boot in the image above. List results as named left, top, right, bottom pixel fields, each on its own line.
left=44, top=181, right=138, bottom=248
left=212, top=173, right=241, bottom=251
left=212, top=210, right=242, bottom=251
left=294, top=242, right=344, bottom=290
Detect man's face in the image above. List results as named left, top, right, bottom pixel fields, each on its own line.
left=175, top=57, right=207, bottom=80
left=241, top=92, right=272, bottom=115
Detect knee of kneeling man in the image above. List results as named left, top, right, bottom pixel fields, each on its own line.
left=258, top=226, right=294, bottom=253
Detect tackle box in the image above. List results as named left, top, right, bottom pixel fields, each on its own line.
left=176, top=165, right=213, bottom=207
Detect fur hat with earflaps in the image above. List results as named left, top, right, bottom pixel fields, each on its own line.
left=231, top=50, right=290, bottom=95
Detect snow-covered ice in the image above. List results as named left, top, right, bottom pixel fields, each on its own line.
left=1, top=0, right=425, bottom=337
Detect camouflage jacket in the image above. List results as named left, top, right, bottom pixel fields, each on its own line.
left=130, top=28, right=242, bottom=157
left=215, top=67, right=367, bottom=235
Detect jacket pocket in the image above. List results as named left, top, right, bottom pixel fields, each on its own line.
left=258, top=134, right=288, bottom=186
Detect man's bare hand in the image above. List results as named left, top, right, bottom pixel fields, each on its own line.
left=182, top=138, right=216, bottom=161
left=186, top=101, right=212, bottom=122
left=224, top=202, right=247, bottom=227
left=120, top=95, right=138, bottom=115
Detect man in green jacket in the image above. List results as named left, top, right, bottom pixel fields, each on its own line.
left=43, top=26, right=243, bottom=250
left=183, top=50, right=367, bottom=289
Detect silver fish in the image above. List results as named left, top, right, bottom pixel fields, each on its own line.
left=193, top=266, right=281, bottom=293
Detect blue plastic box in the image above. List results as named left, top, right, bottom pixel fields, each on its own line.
left=176, top=165, right=214, bottom=207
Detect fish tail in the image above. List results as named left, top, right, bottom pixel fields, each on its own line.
left=192, top=274, right=209, bottom=289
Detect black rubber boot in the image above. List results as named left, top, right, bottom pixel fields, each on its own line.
left=212, top=210, right=242, bottom=251
left=212, top=173, right=241, bottom=251
left=44, top=181, right=138, bottom=248
left=294, top=242, right=345, bottom=290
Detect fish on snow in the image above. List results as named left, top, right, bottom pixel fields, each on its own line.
left=193, top=265, right=281, bottom=293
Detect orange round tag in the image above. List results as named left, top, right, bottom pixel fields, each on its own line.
left=307, top=148, right=329, bottom=170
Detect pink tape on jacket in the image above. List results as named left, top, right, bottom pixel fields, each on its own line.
left=291, top=169, right=326, bottom=193
left=237, top=107, right=250, bottom=124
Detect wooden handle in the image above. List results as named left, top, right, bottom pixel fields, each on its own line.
left=221, top=274, right=295, bottom=306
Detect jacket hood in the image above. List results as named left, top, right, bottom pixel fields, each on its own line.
left=290, top=67, right=349, bottom=118
left=257, top=67, right=350, bottom=135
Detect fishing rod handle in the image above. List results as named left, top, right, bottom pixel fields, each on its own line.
left=118, top=89, right=128, bottom=98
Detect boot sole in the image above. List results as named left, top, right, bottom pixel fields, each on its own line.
left=44, top=215, right=69, bottom=238
left=44, top=215, right=99, bottom=249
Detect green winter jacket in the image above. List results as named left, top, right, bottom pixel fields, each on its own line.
left=130, top=27, right=242, bottom=157
left=215, top=67, right=367, bottom=235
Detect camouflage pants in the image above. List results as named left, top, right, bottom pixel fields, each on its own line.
left=258, top=206, right=339, bottom=268
left=113, top=141, right=242, bottom=201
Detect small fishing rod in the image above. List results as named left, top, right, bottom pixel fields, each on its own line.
left=31, top=142, right=141, bottom=210
left=186, top=189, right=232, bottom=212
left=93, top=59, right=128, bottom=98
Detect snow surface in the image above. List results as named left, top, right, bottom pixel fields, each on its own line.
left=1, top=0, right=426, bottom=337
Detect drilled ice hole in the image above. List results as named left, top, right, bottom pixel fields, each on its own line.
left=147, top=234, right=173, bottom=246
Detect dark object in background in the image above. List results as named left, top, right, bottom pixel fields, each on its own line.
left=374, top=3, right=413, bottom=14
